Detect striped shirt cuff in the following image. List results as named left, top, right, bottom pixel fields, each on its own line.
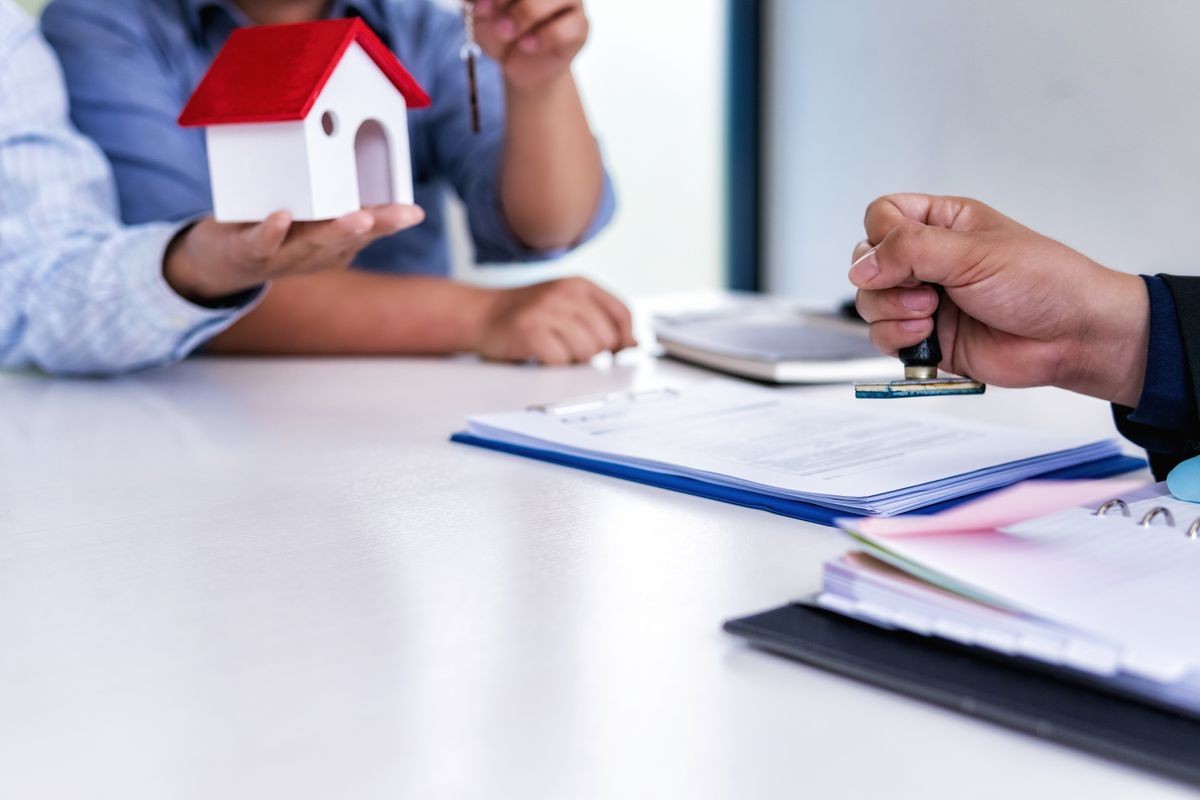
left=126, top=221, right=264, bottom=358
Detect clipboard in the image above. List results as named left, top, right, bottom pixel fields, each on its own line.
left=452, top=387, right=1147, bottom=526
left=724, top=603, right=1200, bottom=785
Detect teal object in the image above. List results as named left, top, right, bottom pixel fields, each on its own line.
left=1166, top=455, right=1200, bottom=503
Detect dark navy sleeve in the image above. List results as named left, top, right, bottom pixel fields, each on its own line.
left=1112, top=275, right=1200, bottom=473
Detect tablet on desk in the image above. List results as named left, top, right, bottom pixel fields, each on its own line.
left=652, top=300, right=896, bottom=384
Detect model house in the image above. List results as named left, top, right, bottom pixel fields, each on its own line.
left=178, top=18, right=432, bottom=222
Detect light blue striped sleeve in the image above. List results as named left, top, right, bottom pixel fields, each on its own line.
left=0, top=3, right=256, bottom=376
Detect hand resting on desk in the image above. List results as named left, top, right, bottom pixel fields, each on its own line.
left=476, top=276, right=637, bottom=365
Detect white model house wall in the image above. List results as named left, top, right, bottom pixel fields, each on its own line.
left=207, top=121, right=312, bottom=222
left=302, top=41, right=413, bottom=219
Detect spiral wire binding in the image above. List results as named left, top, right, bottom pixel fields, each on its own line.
left=1094, top=497, right=1199, bottom=539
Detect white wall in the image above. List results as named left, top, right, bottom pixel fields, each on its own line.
left=765, top=0, right=1200, bottom=306
left=454, top=0, right=728, bottom=300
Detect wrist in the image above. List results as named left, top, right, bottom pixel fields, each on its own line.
left=164, top=221, right=265, bottom=306
left=463, top=284, right=505, bottom=352
left=1060, top=267, right=1150, bottom=406
left=163, top=224, right=221, bottom=303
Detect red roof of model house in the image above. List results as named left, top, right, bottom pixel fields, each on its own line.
left=178, top=18, right=431, bottom=127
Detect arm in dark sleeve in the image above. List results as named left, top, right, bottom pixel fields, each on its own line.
left=1112, top=274, right=1200, bottom=477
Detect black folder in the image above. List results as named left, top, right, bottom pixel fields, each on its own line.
left=724, top=604, right=1200, bottom=785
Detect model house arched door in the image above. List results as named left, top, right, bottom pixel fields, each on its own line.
left=354, top=119, right=395, bottom=207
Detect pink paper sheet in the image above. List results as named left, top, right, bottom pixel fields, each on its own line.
left=855, top=478, right=1147, bottom=538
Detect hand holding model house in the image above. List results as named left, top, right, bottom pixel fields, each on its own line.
left=167, top=19, right=427, bottom=303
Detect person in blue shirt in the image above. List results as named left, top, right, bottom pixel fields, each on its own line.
left=0, top=0, right=421, bottom=376
left=42, top=0, right=635, bottom=366
left=850, top=193, right=1200, bottom=477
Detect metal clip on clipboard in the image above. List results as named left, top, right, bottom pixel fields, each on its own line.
left=528, top=388, right=681, bottom=416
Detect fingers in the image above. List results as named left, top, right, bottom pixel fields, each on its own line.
left=867, top=318, right=936, bottom=357
left=474, top=0, right=581, bottom=57
left=241, top=211, right=293, bottom=261
left=551, top=313, right=602, bottom=363
left=558, top=278, right=635, bottom=355
left=500, top=311, right=581, bottom=366
left=855, top=278, right=940, bottom=358
left=849, top=221, right=981, bottom=292
left=276, top=210, right=372, bottom=264
left=850, top=238, right=923, bottom=287
left=273, top=205, right=424, bottom=271
left=482, top=277, right=635, bottom=366
left=364, top=203, right=426, bottom=234
left=321, top=209, right=376, bottom=239
left=855, top=286, right=939, bottom=324
left=853, top=229, right=942, bottom=357
left=572, top=303, right=621, bottom=354
left=851, top=239, right=873, bottom=264
left=862, top=195, right=933, bottom=246
left=587, top=283, right=637, bottom=349
left=514, top=6, right=588, bottom=57
left=530, top=327, right=574, bottom=366
left=863, top=194, right=1000, bottom=245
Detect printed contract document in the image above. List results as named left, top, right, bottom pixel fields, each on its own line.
left=464, top=381, right=1124, bottom=515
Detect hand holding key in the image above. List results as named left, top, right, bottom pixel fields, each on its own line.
left=470, top=0, right=590, bottom=93
left=850, top=194, right=1151, bottom=407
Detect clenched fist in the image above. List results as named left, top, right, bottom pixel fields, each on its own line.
left=475, top=276, right=636, bottom=365
left=850, top=194, right=1150, bottom=407
left=471, top=0, right=590, bottom=92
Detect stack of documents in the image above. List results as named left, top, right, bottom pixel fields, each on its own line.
left=457, top=381, right=1134, bottom=518
left=823, top=481, right=1200, bottom=715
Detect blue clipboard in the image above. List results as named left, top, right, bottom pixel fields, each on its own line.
left=450, top=432, right=1147, bottom=526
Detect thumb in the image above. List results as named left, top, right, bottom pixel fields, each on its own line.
left=849, top=220, right=982, bottom=292
left=864, top=194, right=1006, bottom=244
left=240, top=211, right=292, bottom=261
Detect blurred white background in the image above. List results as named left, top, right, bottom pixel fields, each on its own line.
left=765, top=0, right=1200, bottom=306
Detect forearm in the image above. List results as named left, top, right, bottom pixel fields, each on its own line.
left=500, top=72, right=604, bottom=250
left=206, top=271, right=494, bottom=355
left=4, top=224, right=252, bottom=375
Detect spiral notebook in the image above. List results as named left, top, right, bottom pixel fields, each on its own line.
left=835, top=482, right=1200, bottom=685
left=727, top=482, right=1200, bottom=782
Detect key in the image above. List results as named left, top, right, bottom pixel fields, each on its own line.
left=461, top=1, right=481, bottom=134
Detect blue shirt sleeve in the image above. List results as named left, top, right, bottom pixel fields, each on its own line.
left=1112, top=274, right=1198, bottom=456
left=40, top=1, right=214, bottom=225
left=0, top=6, right=257, bottom=376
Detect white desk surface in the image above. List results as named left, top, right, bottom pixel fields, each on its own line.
left=0, top=318, right=1189, bottom=799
